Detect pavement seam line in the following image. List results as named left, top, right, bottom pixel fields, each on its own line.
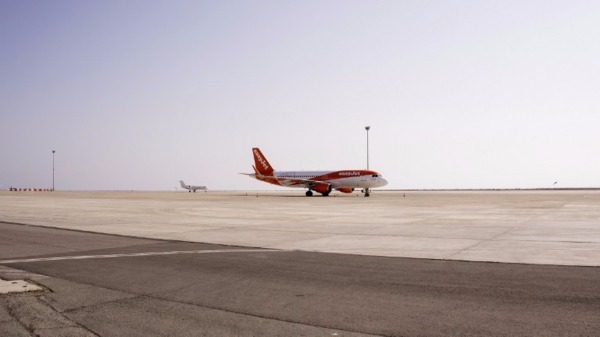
left=444, top=226, right=515, bottom=259
left=37, top=296, right=101, bottom=337
left=0, top=249, right=285, bottom=264
left=2, top=297, right=36, bottom=336
left=65, top=292, right=386, bottom=337
left=51, top=276, right=387, bottom=337
left=145, top=295, right=388, bottom=337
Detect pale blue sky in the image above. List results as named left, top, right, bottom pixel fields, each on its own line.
left=1, top=1, right=599, bottom=190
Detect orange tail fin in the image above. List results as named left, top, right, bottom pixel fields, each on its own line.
left=252, top=148, right=274, bottom=176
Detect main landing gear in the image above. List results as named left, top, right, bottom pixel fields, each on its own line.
left=364, top=188, right=370, bottom=197
left=305, top=190, right=329, bottom=197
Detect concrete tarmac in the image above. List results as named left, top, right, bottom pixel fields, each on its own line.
left=1, top=222, right=599, bottom=337
left=1, top=190, right=600, bottom=266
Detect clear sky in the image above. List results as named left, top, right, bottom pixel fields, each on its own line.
left=1, top=1, right=599, bottom=190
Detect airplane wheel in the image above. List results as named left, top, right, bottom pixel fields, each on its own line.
left=322, top=193, right=329, bottom=197
left=305, top=190, right=313, bottom=197
left=365, top=193, right=370, bottom=197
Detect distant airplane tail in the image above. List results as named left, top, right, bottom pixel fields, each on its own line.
left=179, top=180, right=186, bottom=188
left=252, top=148, right=274, bottom=176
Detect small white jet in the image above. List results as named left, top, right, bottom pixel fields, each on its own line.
left=179, top=180, right=207, bottom=192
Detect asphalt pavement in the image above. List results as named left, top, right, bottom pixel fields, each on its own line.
left=1, top=221, right=599, bottom=337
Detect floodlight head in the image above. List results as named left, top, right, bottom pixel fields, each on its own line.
left=365, top=126, right=370, bottom=131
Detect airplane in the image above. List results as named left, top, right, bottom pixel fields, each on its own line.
left=241, top=148, right=388, bottom=197
left=179, top=180, right=207, bottom=192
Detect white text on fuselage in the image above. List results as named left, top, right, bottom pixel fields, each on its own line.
left=339, top=171, right=362, bottom=176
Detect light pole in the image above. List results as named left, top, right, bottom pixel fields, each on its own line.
left=52, top=150, right=55, bottom=191
left=365, top=126, right=370, bottom=170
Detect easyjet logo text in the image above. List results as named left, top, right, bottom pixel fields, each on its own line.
left=339, top=171, right=361, bottom=176
left=254, top=149, right=269, bottom=171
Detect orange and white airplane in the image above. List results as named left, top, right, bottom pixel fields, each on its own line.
left=242, top=148, right=388, bottom=197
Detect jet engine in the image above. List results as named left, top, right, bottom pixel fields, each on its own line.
left=313, top=183, right=332, bottom=195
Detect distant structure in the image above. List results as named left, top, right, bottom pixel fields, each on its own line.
left=8, top=187, right=53, bottom=192
left=365, top=126, right=370, bottom=170
left=52, top=150, right=56, bottom=191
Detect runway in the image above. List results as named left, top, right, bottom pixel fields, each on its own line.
left=1, top=222, right=599, bottom=337
left=1, top=190, right=600, bottom=266
left=1, top=190, right=600, bottom=336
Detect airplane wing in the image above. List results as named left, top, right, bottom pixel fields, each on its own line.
left=240, top=172, right=327, bottom=189
left=259, top=175, right=327, bottom=188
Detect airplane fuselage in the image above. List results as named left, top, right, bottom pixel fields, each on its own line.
left=251, top=170, right=387, bottom=190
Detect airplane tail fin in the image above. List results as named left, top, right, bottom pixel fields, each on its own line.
left=252, top=148, right=274, bottom=176
left=179, top=180, right=186, bottom=188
